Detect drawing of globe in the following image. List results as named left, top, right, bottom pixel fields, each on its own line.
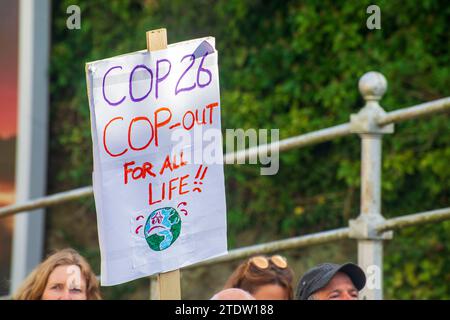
left=144, top=207, right=181, bottom=251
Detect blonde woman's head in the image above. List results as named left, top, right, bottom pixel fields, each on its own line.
left=224, top=255, right=294, bottom=300
left=14, top=248, right=101, bottom=300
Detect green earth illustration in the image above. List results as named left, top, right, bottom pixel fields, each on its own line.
left=144, top=207, right=181, bottom=251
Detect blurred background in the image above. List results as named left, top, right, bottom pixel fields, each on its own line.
left=0, top=0, right=449, bottom=299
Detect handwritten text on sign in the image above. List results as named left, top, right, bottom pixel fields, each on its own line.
left=86, top=38, right=227, bottom=286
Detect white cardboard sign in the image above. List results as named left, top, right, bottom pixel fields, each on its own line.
left=85, top=37, right=227, bottom=286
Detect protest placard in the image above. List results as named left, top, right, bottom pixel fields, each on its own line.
left=85, top=33, right=227, bottom=286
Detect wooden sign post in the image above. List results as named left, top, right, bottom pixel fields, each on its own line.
left=146, top=28, right=181, bottom=300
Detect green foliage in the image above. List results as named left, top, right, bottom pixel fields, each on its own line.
left=49, top=0, right=449, bottom=299
left=385, top=221, right=450, bottom=299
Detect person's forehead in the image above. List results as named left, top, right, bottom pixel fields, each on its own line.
left=255, top=283, right=285, bottom=293
left=47, top=265, right=85, bottom=283
left=254, top=284, right=288, bottom=298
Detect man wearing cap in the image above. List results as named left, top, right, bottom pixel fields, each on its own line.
left=296, top=263, right=366, bottom=300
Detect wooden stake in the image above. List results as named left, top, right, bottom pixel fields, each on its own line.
left=146, top=28, right=168, bottom=52
left=146, top=28, right=181, bottom=300
left=157, top=269, right=181, bottom=300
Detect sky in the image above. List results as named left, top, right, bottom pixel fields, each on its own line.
left=0, top=0, right=18, bottom=139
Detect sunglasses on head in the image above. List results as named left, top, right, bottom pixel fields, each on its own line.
left=248, top=255, right=288, bottom=270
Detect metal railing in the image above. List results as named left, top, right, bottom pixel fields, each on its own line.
left=1, top=71, right=449, bottom=300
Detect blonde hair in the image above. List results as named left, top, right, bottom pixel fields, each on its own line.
left=13, top=248, right=101, bottom=300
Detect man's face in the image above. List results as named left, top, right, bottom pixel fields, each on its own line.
left=313, top=272, right=358, bottom=300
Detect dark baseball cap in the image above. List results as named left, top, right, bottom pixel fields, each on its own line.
left=295, top=262, right=366, bottom=300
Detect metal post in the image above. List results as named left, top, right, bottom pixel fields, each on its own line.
left=349, top=72, right=394, bottom=300
left=10, top=0, right=50, bottom=294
